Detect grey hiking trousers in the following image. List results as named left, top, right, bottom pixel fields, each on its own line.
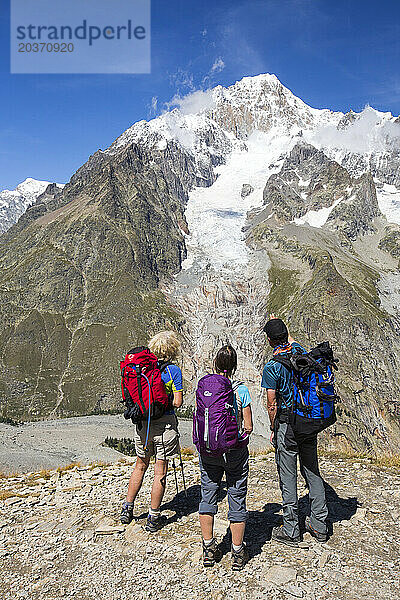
left=199, top=447, right=249, bottom=522
left=275, top=421, right=328, bottom=538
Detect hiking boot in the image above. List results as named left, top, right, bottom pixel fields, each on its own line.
left=271, top=525, right=300, bottom=547
left=305, top=516, right=328, bottom=542
left=202, top=538, right=222, bottom=567
left=231, top=542, right=249, bottom=571
left=120, top=502, right=134, bottom=525
left=145, top=514, right=167, bottom=533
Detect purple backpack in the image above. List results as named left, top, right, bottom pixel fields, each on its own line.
left=193, top=374, right=248, bottom=456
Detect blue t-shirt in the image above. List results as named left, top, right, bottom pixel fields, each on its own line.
left=160, top=363, right=183, bottom=415
left=232, top=382, right=252, bottom=431
left=261, top=342, right=305, bottom=410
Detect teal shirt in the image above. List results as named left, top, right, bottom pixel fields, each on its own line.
left=261, top=343, right=305, bottom=410
left=232, top=382, right=252, bottom=431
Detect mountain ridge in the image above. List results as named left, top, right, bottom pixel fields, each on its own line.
left=0, top=178, right=63, bottom=234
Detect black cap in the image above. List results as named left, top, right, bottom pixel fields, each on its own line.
left=263, top=318, right=288, bottom=338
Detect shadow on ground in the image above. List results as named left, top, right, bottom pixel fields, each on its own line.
left=219, top=480, right=359, bottom=562
left=134, top=479, right=358, bottom=565
left=134, top=484, right=205, bottom=523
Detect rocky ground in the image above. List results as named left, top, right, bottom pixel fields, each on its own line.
left=1, top=453, right=399, bottom=600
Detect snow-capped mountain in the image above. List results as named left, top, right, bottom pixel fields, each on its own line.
left=109, top=74, right=342, bottom=153
left=1, top=73, right=400, bottom=451
left=0, top=178, right=63, bottom=234
left=105, top=74, right=400, bottom=269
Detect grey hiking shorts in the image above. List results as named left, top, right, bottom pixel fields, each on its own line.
left=199, top=447, right=249, bottom=523
left=133, top=414, right=179, bottom=460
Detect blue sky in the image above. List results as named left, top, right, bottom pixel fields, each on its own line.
left=1, top=0, right=399, bottom=190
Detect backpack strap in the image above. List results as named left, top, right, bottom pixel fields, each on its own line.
left=158, top=361, right=173, bottom=374
left=271, top=355, right=306, bottom=417
left=269, top=357, right=291, bottom=418
left=134, top=365, right=146, bottom=414
left=158, top=361, right=174, bottom=409
left=231, top=380, right=244, bottom=392
left=271, top=355, right=293, bottom=372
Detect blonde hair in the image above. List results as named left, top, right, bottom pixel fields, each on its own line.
left=148, top=330, right=180, bottom=362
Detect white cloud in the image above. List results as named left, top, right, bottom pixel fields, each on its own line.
left=211, top=57, right=225, bottom=74
left=201, top=57, right=226, bottom=88
left=309, top=106, right=400, bottom=154
left=166, top=57, right=223, bottom=116
left=166, top=89, right=216, bottom=115
left=150, top=96, right=158, bottom=114
left=169, top=68, right=195, bottom=93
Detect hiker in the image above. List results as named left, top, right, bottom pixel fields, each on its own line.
left=193, top=344, right=253, bottom=571
left=120, top=331, right=183, bottom=531
left=262, top=317, right=336, bottom=546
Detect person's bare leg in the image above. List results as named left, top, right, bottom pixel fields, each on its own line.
left=126, top=456, right=150, bottom=503
left=199, top=513, right=214, bottom=540
left=230, top=521, right=245, bottom=547
left=150, top=459, right=168, bottom=510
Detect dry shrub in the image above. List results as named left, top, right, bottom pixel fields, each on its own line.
left=56, top=462, right=82, bottom=473
left=180, top=447, right=195, bottom=456
left=373, top=454, right=400, bottom=469
left=320, top=448, right=400, bottom=471
left=26, top=469, right=51, bottom=483
left=0, top=490, right=16, bottom=501
left=250, top=447, right=274, bottom=457
left=88, top=461, right=110, bottom=470
left=0, top=471, right=20, bottom=479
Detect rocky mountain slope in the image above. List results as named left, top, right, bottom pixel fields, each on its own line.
left=247, top=141, right=400, bottom=451
left=0, top=456, right=399, bottom=600
left=0, top=140, right=210, bottom=419
left=0, top=178, right=62, bottom=234
left=1, top=73, right=399, bottom=452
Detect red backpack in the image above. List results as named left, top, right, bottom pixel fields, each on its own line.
left=120, top=347, right=170, bottom=427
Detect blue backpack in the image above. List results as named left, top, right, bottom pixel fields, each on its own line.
left=273, top=342, right=339, bottom=437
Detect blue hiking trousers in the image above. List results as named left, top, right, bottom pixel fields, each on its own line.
left=198, top=446, right=249, bottom=523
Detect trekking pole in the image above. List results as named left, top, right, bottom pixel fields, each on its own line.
left=172, top=459, right=179, bottom=499
left=178, top=445, right=188, bottom=499
left=174, top=414, right=188, bottom=499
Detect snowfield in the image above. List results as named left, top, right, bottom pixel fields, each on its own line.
left=376, top=183, right=400, bottom=226
left=294, top=195, right=345, bottom=229
left=182, top=130, right=296, bottom=272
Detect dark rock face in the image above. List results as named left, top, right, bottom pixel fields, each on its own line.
left=326, top=172, right=380, bottom=240
left=241, top=184, right=254, bottom=198
left=379, top=228, right=400, bottom=264
left=0, top=140, right=209, bottom=420
left=261, top=143, right=381, bottom=241
left=337, top=111, right=358, bottom=130
left=263, top=143, right=352, bottom=222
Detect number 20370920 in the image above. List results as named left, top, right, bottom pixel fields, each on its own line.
left=18, top=42, right=74, bottom=52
